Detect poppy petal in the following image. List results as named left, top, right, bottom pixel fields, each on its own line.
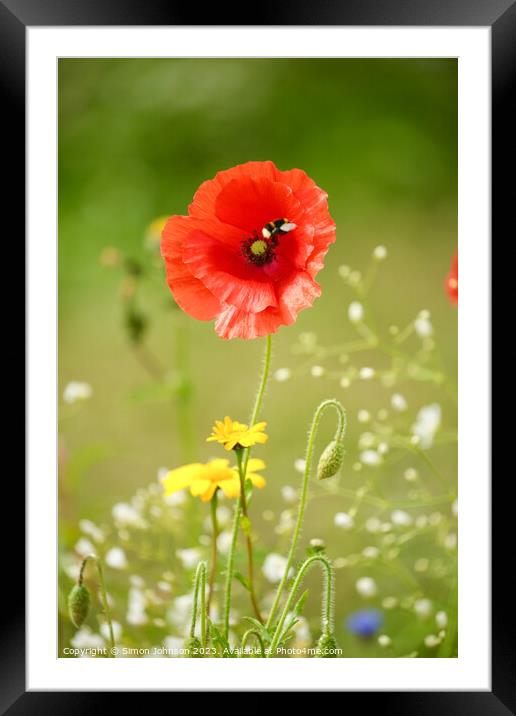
left=182, top=230, right=278, bottom=313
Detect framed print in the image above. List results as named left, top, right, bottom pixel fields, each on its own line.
left=3, top=0, right=512, bottom=708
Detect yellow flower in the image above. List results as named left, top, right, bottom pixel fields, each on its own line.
left=161, top=458, right=266, bottom=502
left=145, top=215, right=168, bottom=249
left=206, top=416, right=268, bottom=451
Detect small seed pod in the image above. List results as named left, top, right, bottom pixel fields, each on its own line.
left=68, top=584, right=90, bottom=628
left=317, top=439, right=344, bottom=480
left=315, top=633, right=339, bottom=657
left=183, top=636, right=203, bottom=658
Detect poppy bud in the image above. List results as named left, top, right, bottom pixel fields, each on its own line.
left=317, top=439, right=344, bottom=480
left=68, top=584, right=90, bottom=628
left=315, top=633, right=339, bottom=657
left=183, top=636, right=202, bottom=658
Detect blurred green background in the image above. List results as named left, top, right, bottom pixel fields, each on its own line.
left=59, top=58, right=457, bottom=656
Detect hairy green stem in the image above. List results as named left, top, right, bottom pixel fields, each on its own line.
left=236, top=449, right=263, bottom=623
left=190, top=561, right=207, bottom=646
left=79, top=553, right=115, bottom=651
left=266, top=399, right=346, bottom=630
left=207, top=492, right=219, bottom=616
left=268, top=554, right=334, bottom=656
left=223, top=335, right=272, bottom=639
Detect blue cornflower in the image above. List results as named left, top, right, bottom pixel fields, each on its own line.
left=346, top=609, right=384, bottom=638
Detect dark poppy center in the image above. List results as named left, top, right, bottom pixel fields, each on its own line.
left=241, top=233, right=276, bottom=267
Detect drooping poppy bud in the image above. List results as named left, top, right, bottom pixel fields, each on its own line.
left=68, top=584, right=90, bottom=628
left=315, top=633, right=339, bottom=657
left=317, top=439, right=345, bottom=480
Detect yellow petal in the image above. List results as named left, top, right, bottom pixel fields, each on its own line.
left=219, top=477, right=241, bottom=499
left=249, top=473, right=266, bottom=489
left=190, top=479, right=212, bottom=497
left=161, top=463, right=203, bottom=496
left=251, top=421, right=267, bottom=432
left=247, top=458, right=266, bottom=472
left=200, top=484, right=218, bottom=502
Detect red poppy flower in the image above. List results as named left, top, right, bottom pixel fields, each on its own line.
left=445, top=252, right=458, bottom=305
left=160, top=161, right=336, bottom=339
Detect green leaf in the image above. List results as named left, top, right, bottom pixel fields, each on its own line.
left=208, top=619, right=236, bottom=657
left=234, top=571, right=251, bottom=592
left=242, top=617, right=272, bottom=643
left=293, top=589, right=310, bottom=617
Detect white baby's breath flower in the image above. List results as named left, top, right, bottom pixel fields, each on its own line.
left=281, top=485, right=297, bottom=504
left=262, top=553, right=291, bottom=584
left=359, top=367, right=375, bottom=380
left=156, top=466, right=169, bottom=482
left=74, top=537, right=95, bottom=557
left=105, top=547, right=128, bottom=570
left=334, top=512, right=354, bottom=530
left=358, top=409, right=371, bottom=424
left=365, top=517, right=382, bottom=534
left=216, top=531, right=232, bottom=554
left=294, top=459, right=306, bottom=474
left=358, top=432, right=375, bottom=449
left=167, top=594, right=193, bottom=631
left=377, top=442, right=389, bottom=455
left=391, top=393, right=408, bottom=412
left=63, top=381, right=92, bottom=404
left=414, top=316, right=433, bottom=338
left=452, top=499, right=458, bottom=517
left=176, top=548, right=202, bottom=570
left=360, top=450, right=382, bottom=467
left=404, top=467, right=419, bottom=482
left=274, top=368, right=291, bottom=382
left=362, top=546, right=379, bottom=559
left=311, top=365, right=325, bottom=378
left=391, top=509, right=413, bottom=527
left=348, top=301, right=364, bottom=323
left=71, top=627, right=105, bottom=650
left=79, top=519, right=104, bottom=543
left=101, top=620, right=122, bottom=642
left=127, top=589, right=148, bottom=626
left=436, top=611, right=448, bottom=629
left=112, top=502, right=148, bottom=529
left=275, top=510, right=295, bottom=535
left=424, top=634, right=441, bottom=648
left=338, top=265, right=350, bottom=278
left=356, top=576, right=378, bottom=598
left=378, top=634, right=391, bottom=647
left=340, top=376, right=351, bottom=389
left=414, top=598, right=433, bottom=618
left=373, top=245, right=388, bottom=261
left=411, top=404, right=442, bottom=449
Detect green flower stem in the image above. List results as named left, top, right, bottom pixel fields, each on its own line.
left=190, top=561, right=207, bottom=646
left=223, top=335, right=272, bottom=639
left=207, top=491, right=219, bottom=616
left=79, top=554, right=115, bottom=651
left=241, top=629, right=265, bottom=657
left=266, top=399, right=346, bottom=630
left=268, top=554, right=334, bottom=657
left=236, top=449, right=263, bottom=624
left=173, top=313, right=196, bottom=463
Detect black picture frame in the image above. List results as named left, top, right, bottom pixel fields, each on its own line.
left=4, top=0, right=511, bottom=710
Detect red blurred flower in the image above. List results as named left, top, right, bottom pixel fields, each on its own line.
left=161, top=161, right=336, bottom=339
left=445, top=252, right=458, bottom=305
